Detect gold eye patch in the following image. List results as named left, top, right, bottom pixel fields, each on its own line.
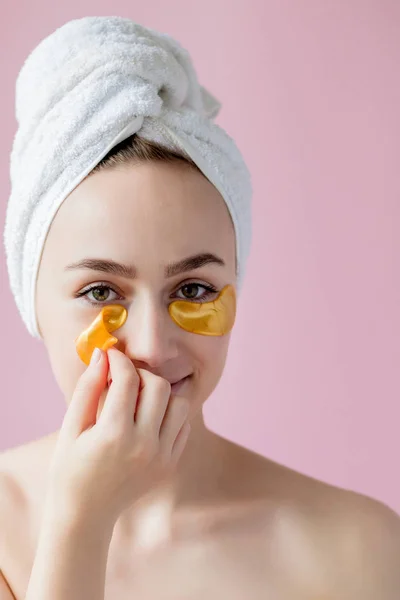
left=75, top=304, right=127, bottom=365
left=75, top=284, right=235, bottom=364
left=168, top=284, right=236, bottom=336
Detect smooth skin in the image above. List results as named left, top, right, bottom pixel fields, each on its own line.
left=25, top=346, right=192, bottom=600
left=1, top=161, right=400, bottom=599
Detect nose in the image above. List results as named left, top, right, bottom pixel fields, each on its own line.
left=117, top=295, right=180, bottom=368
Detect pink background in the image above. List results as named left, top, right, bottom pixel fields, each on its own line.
left=1, top=1, right=399, bottom=513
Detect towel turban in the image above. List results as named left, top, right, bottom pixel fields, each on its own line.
left=3, top=16, right=252, bottom=338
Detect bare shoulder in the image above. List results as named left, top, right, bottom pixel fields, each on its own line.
left=232, top=442, right=400, bottom=599
left=326, top=486, right=400, bottom=598
left=0, top=431, right=60, bottom=598
left=0, top=430, right=59, bottom=482
left=0, top=430, right=59, bottom=518
left=0, top=469, right=23, bottom=600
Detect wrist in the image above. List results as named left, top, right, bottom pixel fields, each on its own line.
left=42, top=490, right=116, bottom=543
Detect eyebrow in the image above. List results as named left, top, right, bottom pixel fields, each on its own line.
left=64, top=252, right=226, bottom=279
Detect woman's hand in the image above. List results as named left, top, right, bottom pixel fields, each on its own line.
left=46, top=347, right=191, bottom=528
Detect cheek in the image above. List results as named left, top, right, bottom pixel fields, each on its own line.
left=46, top=339, right=85, bottom=400
left=42, top=314, right=86, bottom=400
left=192, top=335, right=231, bottom=392
left=185, top=336, right=230, bottom=418
left=37, top=284, right=89, bottom=399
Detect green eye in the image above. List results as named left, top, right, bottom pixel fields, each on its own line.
left=181, top=284, right=200, bottom=299
left=91, top=286, right=111, bottom=302
left=75, top=282, right=122, bottom=306
left=177, top=282, right=218, bottom=302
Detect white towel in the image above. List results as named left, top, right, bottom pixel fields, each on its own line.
left=3, top=16, right=252, bottom=338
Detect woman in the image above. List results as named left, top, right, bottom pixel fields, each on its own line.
left=1, top=16, right=399, bottom=600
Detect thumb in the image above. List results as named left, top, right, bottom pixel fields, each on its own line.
left=62, top=348, right=109, bottom=438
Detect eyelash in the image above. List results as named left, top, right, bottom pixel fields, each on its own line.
left=75, top=281, right=219, bottom=307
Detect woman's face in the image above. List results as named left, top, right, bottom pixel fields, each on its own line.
left=36, top=160, right=237, bottom=416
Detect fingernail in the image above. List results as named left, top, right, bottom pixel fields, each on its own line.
left=90, top=348, right=102, bottom=365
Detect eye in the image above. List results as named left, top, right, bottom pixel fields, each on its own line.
left=175, top=282, right=218, bottom=302
left=76, top=284, right=122, bottom=306
left=75, top=281, right=219, bottom=307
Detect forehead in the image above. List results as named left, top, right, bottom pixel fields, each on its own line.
left=44, top=161, right=235, bottom=268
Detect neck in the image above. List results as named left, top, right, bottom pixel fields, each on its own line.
left=111, top=410, right=231, bottom=552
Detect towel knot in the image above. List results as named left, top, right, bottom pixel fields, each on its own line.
left=15, top=17, right=218, bottom=128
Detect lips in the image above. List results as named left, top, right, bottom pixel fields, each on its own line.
left=171, top=375, right=191, bottom=393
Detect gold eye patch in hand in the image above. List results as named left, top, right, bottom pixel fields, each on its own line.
left=168, top=284, right=236, bottom=336
left=75, top=284, right=236, bottom=364
left=75, top=304, right=127, bottom=365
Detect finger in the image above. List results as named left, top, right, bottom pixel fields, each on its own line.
left=134, top=369, right=171, bottom=435
left=96, top=347, right=140, bottom=431
left=171, top=422, right=191, bottom=464
left=62, top=349, right=109, bottom=438
left=159, top=395, right=190, bottom=454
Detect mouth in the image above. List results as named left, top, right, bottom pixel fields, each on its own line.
left=171, top=374, right=192, bottom=393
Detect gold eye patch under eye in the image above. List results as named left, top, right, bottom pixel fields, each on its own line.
left=168, top=284, right=236, bottom=336
left=75, top=284, right=236, bottom=363
left=75, top=304, right=127, bottom=365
